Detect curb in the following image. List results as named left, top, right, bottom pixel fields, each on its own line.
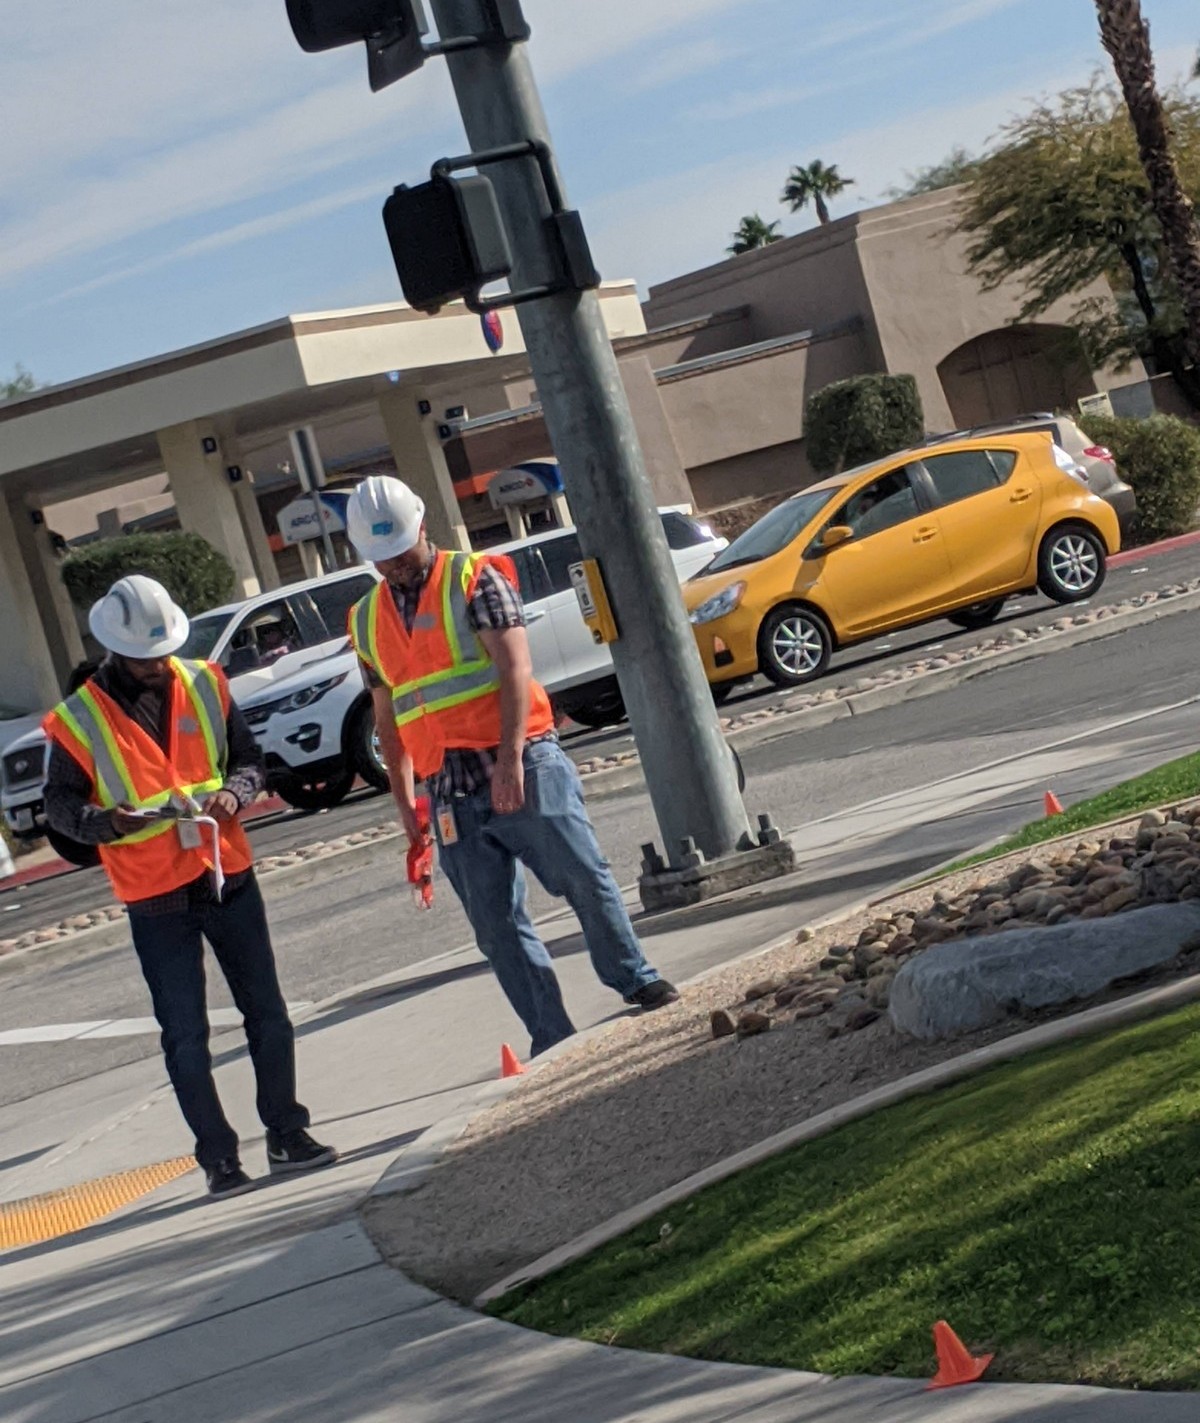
left=1108, top=528, right=1200, bottom=567
left=473, top=971, right=1200, bottom=1307
left=352, top=796, right=1200, bottom=1308
left=469, top=796, right=1200, bottom=1305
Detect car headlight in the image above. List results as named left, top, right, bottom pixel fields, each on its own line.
left=689, top=582, right=747, bottom=625
left=247, top=673, right=349, bottom=722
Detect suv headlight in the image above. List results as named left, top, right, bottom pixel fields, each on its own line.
left=689, top=582, right=747, bottom=625
left=246, top=673, right=349, bottom=722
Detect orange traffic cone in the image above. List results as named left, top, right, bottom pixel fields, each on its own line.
left=1044, top=790, right=1065, bottom=816
left=500, top=1044, right=525, bottom=1078
left=927, top=1320, right=994, bottom=1390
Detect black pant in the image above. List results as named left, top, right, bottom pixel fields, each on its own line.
left=129, top=873, right=309, bottom=1170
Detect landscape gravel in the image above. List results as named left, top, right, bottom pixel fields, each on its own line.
left=363, top=801, right=1200, bottom=1304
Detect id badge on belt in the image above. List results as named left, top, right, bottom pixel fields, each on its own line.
left=436, top=802, right=459, bottom=846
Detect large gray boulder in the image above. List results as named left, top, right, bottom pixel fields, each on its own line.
left=889, top=901, right=1200, bottom=1039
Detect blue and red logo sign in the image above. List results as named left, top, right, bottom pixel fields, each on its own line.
left=481, top=309, right=505, bottom=354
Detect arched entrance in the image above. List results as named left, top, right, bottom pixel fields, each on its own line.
left=938, top=325, right=1096, bottom=428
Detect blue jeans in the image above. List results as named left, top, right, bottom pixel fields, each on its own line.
left=129, top=874, right=309, bottom=1170
left=434, top=740, right=660, bottom=1055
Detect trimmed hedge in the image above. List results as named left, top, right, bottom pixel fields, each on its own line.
left=61, top=532, right=236, bottom=615
left=1078, top=413, right=1200, bottom=545
left=804, top=373, right=925, bottom=475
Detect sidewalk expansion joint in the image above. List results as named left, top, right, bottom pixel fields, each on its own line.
left=48, top=1298, right=447, bottom=1423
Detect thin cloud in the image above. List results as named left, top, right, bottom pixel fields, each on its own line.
left=0, top=0, right=759, bottom=288
left=687, top=80, right=846, bottom=123
left=44, top=182, right=386, bottom=304
left=628, top=39, right=732, bottom=92
left=0, top=73, right=443, bottom=284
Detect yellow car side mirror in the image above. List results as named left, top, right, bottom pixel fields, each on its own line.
left=819, top=524, right=854, bottom=551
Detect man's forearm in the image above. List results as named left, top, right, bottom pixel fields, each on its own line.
left=480, top=627, right=532, bottom=762
left=497, top=664, right=530, bottom=762
left=372, top=688, right=416, bottom=812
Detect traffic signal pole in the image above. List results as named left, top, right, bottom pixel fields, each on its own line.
left=429, top=1, right=781, bottom=892
left=285, top=0, right=793, bottom=905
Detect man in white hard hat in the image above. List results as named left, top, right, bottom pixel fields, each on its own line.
left=347, top=474, right=678, bottom=1057
left=43, top=575, right=336, bottom=1198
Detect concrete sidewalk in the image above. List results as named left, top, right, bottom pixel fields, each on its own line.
left=5, top=727, right=1200, bottom=1420
left=3, top=941, right=1196, bottom=1422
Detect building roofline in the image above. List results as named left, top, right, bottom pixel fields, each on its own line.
left=0, top=282, right=641, bottom=424
left=645, top=188, right=966, bottom=304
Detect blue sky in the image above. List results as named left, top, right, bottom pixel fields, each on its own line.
left=3, top=0, right=1196, bottom=387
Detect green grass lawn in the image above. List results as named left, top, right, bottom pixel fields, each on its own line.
left=947, top=748, right=1200, bottom=873
left=492, top=1002, right=1200, bottom=1390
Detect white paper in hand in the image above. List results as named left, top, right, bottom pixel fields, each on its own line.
left=193, top=816, right=225, bottom=900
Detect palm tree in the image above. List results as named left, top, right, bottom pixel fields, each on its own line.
left=727, top=214, right=783, bottom=256
left=1096, top=0, right=1200, bottom=369
left=781, top=160, right=854, bottom=225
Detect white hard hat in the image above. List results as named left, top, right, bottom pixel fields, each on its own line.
left=347, top=475, right=426, bottom=562
left=89, top=575, right=189, bottom=659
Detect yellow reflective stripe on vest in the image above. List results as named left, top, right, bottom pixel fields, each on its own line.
left=350, top=588, right=385, bottom=682
left=172, top=658, right=226, bottom=770
left=389, top=551, right=500, bottom=724
left=56, top=667, right=227, bottom=841
left=441, top=551, right=478, bottom=667
left=60, top=689, right=136, bottom=808
left=392, top=661, right=502, bottom=725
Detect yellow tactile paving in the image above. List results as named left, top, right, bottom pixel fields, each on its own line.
left=0, top=1157, right=197, bottom=1248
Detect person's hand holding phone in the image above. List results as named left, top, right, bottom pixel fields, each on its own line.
left=110, top=803, right=149, bottom=836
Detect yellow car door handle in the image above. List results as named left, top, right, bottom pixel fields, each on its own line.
left=1010, top=488, right=1032, bottom=502
left=913, top=527, right=938, bottom=543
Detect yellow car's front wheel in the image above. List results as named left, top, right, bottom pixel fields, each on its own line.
left=758, top=603, right=833, bottom=687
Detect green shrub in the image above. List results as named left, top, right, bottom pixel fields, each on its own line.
left=61, top=532, right=236, bottom=615
left=804, top=373, right=925, bottom=475
left=1077, top=412, right=1200, bottom=544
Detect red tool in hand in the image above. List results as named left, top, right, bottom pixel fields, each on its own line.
left=406, top=794, right=435, bottom=910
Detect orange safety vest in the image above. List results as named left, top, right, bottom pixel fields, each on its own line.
left=43, top=659, right=254, bottom=905
left=349, top=549, right=556, bottom=782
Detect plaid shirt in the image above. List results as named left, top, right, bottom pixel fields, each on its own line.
left=359, top=548, right=556, bottom=799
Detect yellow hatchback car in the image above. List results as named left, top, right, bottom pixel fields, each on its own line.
left=684, top=431, right=1121, bottom=690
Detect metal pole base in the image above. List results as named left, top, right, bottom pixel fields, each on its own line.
left=638, top=814, right=797, bottom=914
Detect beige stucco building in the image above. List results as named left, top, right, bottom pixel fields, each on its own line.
left=0, top=188, right=1145, bottom=714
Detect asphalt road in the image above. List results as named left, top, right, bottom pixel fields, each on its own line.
left=3, top=538, right=1197, bottom=940
left=562, top=537, right=1200, bottom=760
left=1, top=605, right=1198, bottom=1112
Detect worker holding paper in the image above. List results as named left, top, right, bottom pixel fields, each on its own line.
left=42, top=575, right=335, bottom=1199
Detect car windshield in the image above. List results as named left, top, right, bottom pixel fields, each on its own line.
left=703, top=488, right=837, bottom=574
left=178, top=611, right=233, bottom=661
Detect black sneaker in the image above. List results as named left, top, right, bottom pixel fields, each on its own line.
left=266, top=1129, right=338, bottom=1175
left=626, top=979, right=681, bottom=1011
left=206, top=1159, right=255, bottom=1198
